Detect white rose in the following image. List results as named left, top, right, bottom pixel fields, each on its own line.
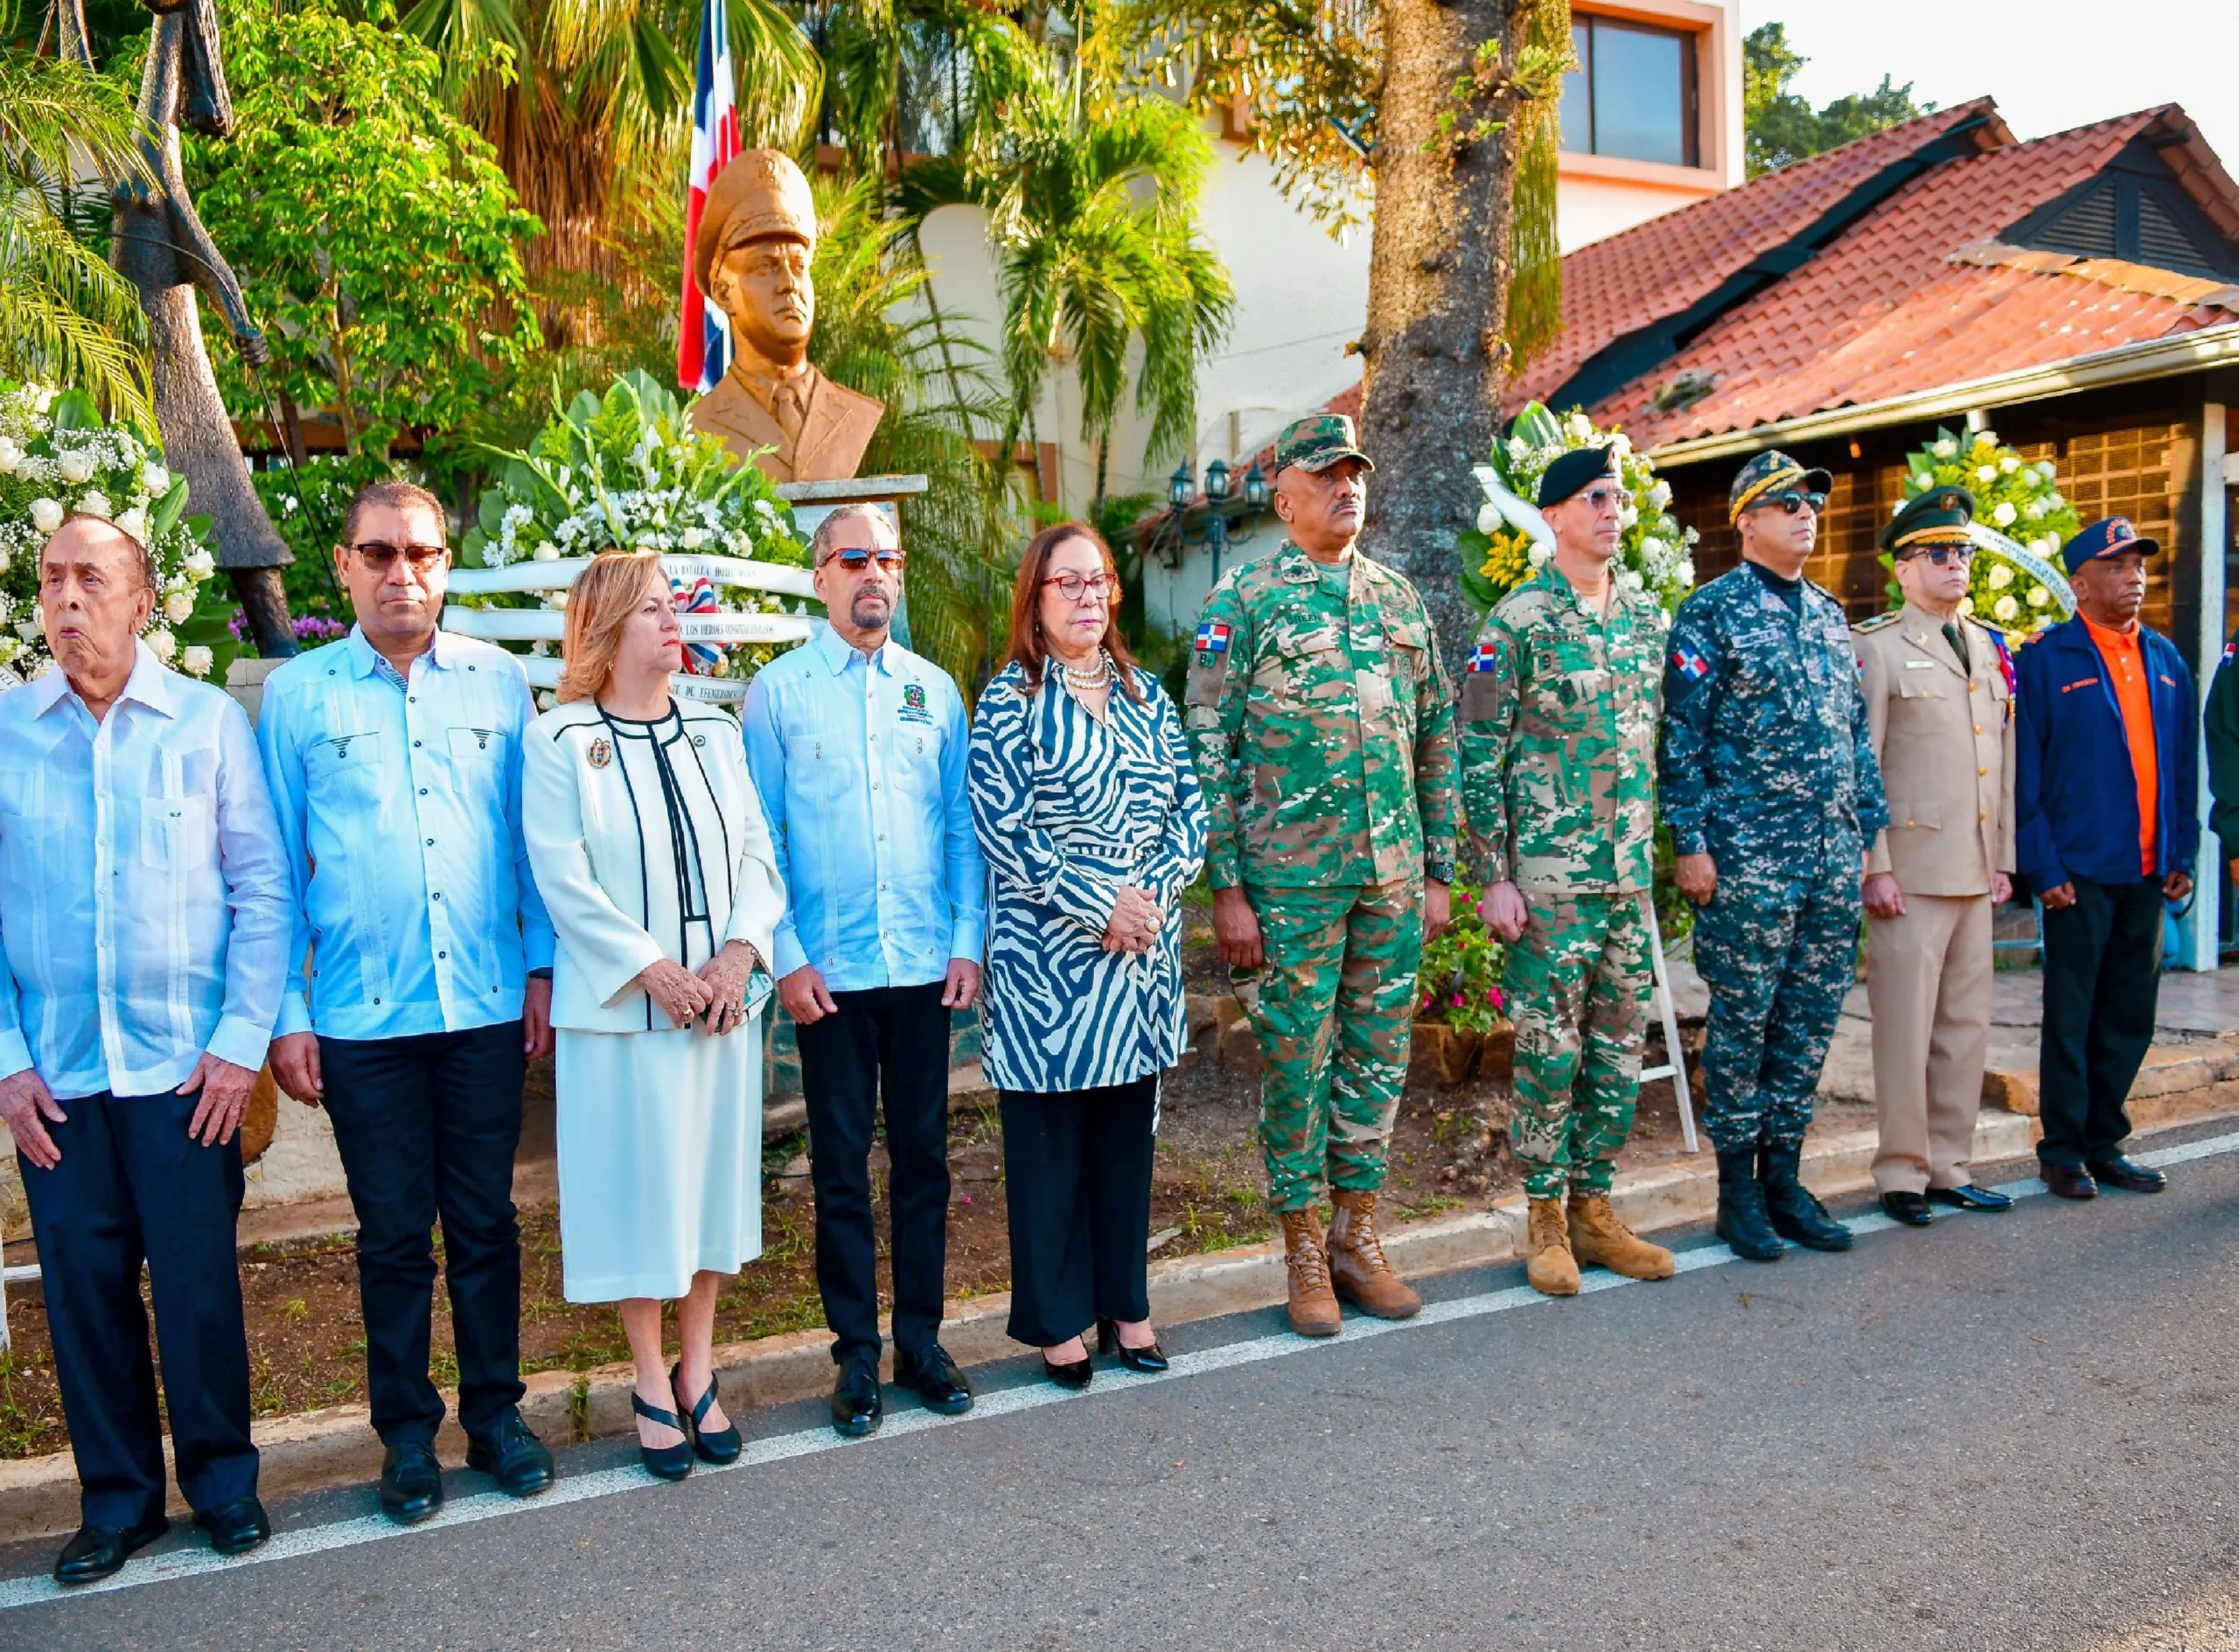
left=0, top=548, right=9, bottom=574
left=1608, top=432, right=1633, bottom=458
left=533, top=541, right=559, bottom=561
left=183, top=549, right=214, bottom=580
left=142, top=461, right=170, bottom=495
left=30, top=498, right=63, bottom=534
left=164, top=591, right=195, bottom=624
left=145, top=626, right=176, bottom=662
left=546, top=590, right=568, bottom=611
left=1957, top=596, right=1975, bottom=616
left=1476, top=502, right=1502, bottom=535
left=537, top=690, right=556, bottom=712
left=1911, top=472, right=1932, bottom=492
left=115, top=505, right=147, bottom=541
left=78, top=489, right=111, bottom=519
left=2027, top=585, right=2051, bottom=608
left=680, top=526, right=707, bottom=549
left=1619, top=505, right=1638, bottom=529
left=1933, top=438, right=1957, bottom=458
left=1999, top=456, right=2020, bottom=474
left=1972, top=430, right=1998, bottom=450
left=183, top=645, right=213, bottom=678
left=1526, top=542, right=1552, bottom=568
left=1648, top=480, right=1671, bottom=510
left=1993, top=595, right=2019, bottom=622
left=1973, top=465, right=1996, bottom=484
left=1678, top=559, right=1696, bottom=586
left=1619, top=569, right=1644, bottom=593
left=1991, top=501, right=2018, bottom=527
left=0, top=437, right=21, bottom=474
left=56, top=450, right=94, bottom=485
left=1988, top=564, right=2014, bottom=589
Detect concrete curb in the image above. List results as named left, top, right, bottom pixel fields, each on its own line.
left=0, top=1082, right=2219, bottom=1543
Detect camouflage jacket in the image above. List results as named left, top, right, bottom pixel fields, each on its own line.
left=1184, top=541, right=1458, bottom=890
left=1657, top=564, right=1890, bottom=878
left=1459, top=565, right=1665, bottom=894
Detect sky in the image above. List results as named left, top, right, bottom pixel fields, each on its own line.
left=1754, top=0, right=2239, bottom=164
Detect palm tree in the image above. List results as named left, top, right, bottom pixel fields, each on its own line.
left=0, top=45, right=154, bottom=426
left=895, top=47, right=1234, bottom=514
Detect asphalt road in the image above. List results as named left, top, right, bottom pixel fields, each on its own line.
left=7, top=1124, right=2239, bottom=1652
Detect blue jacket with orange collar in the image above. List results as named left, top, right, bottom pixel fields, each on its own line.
left=2013, top=615, right=2198, bottom=892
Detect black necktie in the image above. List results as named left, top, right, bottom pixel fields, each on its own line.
left=1942, top=619, right=1969, bottom=674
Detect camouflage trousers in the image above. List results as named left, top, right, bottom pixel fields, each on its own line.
left=1236, top=879, right=1424, bottom=1212
left=1692, top=866, right=1861, bottom=1153
left=1504, top=891, right=1653, bottom=1199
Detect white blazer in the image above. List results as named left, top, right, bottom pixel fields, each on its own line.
left=523, top=697, right=785, bottom=1033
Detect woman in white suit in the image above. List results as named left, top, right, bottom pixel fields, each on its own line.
left=523, top=551, right=785, bottom=1481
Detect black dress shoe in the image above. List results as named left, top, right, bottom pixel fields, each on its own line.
left=1041, top=1352, right=1092, bottom=1390
left=2088, top=1155, right=2166, bottom=1195
left=894, top=1344, right=973, bottom=1416
left=830, top=1360, right=882, bottom=1439
left=378, top=1440, right=445, bottom=1525
left=53, top=1516, right=167, bottom=1586
left=1927, top=1182, right=2014, bottom=1211
left=466, top=1409, right=556, bottom=1497
left=1097, top=1317, right=1169, bottom=1373
left=631, top=1390, right=694, bottom=1481
left=2041, top=1162, right=2098, bottom=1199
left=192, top=1495, right=270, bottom=1557
left=1879, top=1190, right=1935, bottom=1227
left=671, top=1363, right=743, bottom=1466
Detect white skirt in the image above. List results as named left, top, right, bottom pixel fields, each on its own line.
left=555, top=1019, right=764, bottom=1303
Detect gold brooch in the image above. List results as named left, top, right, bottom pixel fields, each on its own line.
left=588, top=737, right=612, bottom=770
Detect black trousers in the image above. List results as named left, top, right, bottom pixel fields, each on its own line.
left=317, top=1021, right=527, bottom=1445
left=795, top=982, right=952, bottom=1366
left=18, top=1089, right=257, bottom=1528
left=999, top=1076, right=1159, bottom=1349
left=2038, top=875, right=2166, bottom=1169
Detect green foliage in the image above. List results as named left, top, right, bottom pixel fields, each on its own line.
left=812, top=0, right=1042, bottom=180
left=0, top=47, right=154, bottom=429
left=1896, top=426, right=2080, bottom=636
left=1415, top=876, right=1507, bottom=1034
left=185, top=0, right=543, bottom=460
left=1744, top=21, right=1925, bottom=178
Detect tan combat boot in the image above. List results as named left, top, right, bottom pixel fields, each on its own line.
left=1524, top=1197, right=1580, bottom=1296
left=1325, top=1188, right=1423, bottom=1320
left=1567, top=1192, right=1677, bottom=1280
left=1279, top=1209, right=1342, bottom=1337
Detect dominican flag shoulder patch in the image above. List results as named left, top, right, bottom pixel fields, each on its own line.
left=1671, top=647, right=1711, bottom=682
left=1467, top=641, right=1501, bottom=673
left=2224, top=640, right=2236, bottom=666
left=1196, top=621, right=1232, bottom=656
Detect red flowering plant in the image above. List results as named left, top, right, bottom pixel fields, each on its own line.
left=1415, top=875, right=1509, bottom=1035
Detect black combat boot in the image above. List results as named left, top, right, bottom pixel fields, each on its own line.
left=1714, top=1147, right=1783, bottom=1262
left=1759, top=1141, right=1854, bottom=1251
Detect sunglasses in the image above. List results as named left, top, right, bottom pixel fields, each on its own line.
left=1754, top=491, right=1826, bottom=517
left=348, top=541, right=449, bottom=572
left=1042, top=571, right=1113, bottom=603
left=825, top=547, right=905, bottom=572
left=1901, top=545, right=1974, bottom=568
left=1580, top=484, right=1632, bottom=513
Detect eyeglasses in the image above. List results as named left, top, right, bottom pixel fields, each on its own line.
left=348, top=541, right=448, bottom=572
left=825, top=547, right=905, bottom=572
left=1580, top=485, right=1632, bottom=513
left=1755, top=492, right=1826, bottom=517
left=1901, top=545, right=1974, bottom=568
left=1042, top=570, right=1113, bottom=603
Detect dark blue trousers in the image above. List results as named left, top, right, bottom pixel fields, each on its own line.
left=18, top=1088, right=258, bottom=1529
left=317, top=1022, right=527, bottom=1446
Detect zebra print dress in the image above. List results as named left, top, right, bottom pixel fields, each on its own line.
left=967, top=661, right=1209, bottom=1094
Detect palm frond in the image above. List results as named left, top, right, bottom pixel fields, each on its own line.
left=0, top=206, right=152, bottom=427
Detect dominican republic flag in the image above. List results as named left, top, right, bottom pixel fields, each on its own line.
left=1196, top=621, right=1232, bottom=655
left=673, top=575, right=723, bottom=673
left=1671, top=647, right=1710, bottom=682
left=677, top=0, right=739, bottom=394
left=1467, top=642, right=1501, bottom=673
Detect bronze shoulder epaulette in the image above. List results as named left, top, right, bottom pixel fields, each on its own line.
left=1852, top=611, right=1901, bottom=634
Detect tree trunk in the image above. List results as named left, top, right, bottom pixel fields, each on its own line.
left=1357, top=0, right=1529, bottom=668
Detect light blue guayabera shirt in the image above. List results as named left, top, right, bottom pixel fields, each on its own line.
left=742, top=622, right=985, bottom=989
left=256, top=627, right=554, bottom=1042
left=0, top=643, right=292, bottom=1098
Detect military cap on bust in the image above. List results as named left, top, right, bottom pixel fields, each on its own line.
left=1537, top=444, right=1618, bottom=509
left=2061, top=514, right=2161, bottom=575
left=693, top=149, right=819, bottom=301
left=1727, top=450, right=1833, bottom=524
left=1273, top=414, right=1374, bottom=477
left=1878, top=486, right=1977, bottom=555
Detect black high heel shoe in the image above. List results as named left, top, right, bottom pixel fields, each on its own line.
left=631, top=1390, right=694, bottom=1481
left=671, top=1362, right=743, bottom=1466
left=1096, top=1317, right=1169, bottom=1374
left=1042, top=1344, right=1093, bottom=1390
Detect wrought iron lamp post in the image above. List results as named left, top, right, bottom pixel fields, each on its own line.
left=1160, top=457, right=1269, bottom=582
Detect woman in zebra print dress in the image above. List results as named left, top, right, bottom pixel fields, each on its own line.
left=968, top=524, right=1208, bottom=1387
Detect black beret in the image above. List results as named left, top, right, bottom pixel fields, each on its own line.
left=1538, top=445, right=1619, bottom=510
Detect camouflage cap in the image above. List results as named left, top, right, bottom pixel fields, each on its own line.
left=1728, top=449, right=1832, bottom=524
left=1273, top=415, right=1374, bottom=477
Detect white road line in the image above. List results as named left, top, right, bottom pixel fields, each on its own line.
left=7, top=1126, right=2234, bottom=1613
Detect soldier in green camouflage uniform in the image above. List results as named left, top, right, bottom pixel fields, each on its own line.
left=1461, top=445, right=1678, bottom=1294
left=1185, top=415, right=1458, bottom=1336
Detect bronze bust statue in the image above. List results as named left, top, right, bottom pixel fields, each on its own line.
left=688, top=150, right=883, bottom=484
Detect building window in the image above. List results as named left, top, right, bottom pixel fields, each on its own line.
left=1559, top=15, right=1699, bottom=169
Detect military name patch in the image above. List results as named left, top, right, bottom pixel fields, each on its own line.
left=1195, top=621, right=1232, bottom=656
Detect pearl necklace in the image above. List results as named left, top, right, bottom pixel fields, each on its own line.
left=1057, top=649, right=1113, bottom=692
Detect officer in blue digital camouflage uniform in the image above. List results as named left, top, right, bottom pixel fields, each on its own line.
left=1659, top=450, right=1889, bottom=1263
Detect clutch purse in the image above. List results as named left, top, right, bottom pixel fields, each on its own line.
left=743, top=965, right=775, bottom=1021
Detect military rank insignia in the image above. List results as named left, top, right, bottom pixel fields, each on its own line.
left=1195, top=621, right=1232, bottom=657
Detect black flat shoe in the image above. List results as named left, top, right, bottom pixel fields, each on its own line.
left=1879, top=1190, right=1934, bottom=1227
left=830, top=1361, right=882, bottom=1439
left=466, top=1409, right=556, bottom=1497
left=893, top=1345, right=973, bottom=1416
left=53, top=1516, right=167, bottom=1585
left=671, top=1362, right=743, bottom=1465
left=378, top=1440, right=445, bottom=1525
left=1042, top=1353, right=1092, bottom=1390
left=2088, top=1155, right=2166, bottom=1195
left=1097, top=1317, right=1169, bottom=1373
left=631, top=1391, right=694, bottom=1481
left=1927, top=1182, right=2014, bottom=1211
left=192, top=1495, right=270, bottom=1557
left=2041, top=1162, right=2098, bottom=1199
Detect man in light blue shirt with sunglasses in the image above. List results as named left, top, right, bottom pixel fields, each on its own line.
left=743, top=505, right=985, bottom=1439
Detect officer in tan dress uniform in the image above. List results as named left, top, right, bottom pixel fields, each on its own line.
left=1852, top=488, right=2018, bottom=1225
